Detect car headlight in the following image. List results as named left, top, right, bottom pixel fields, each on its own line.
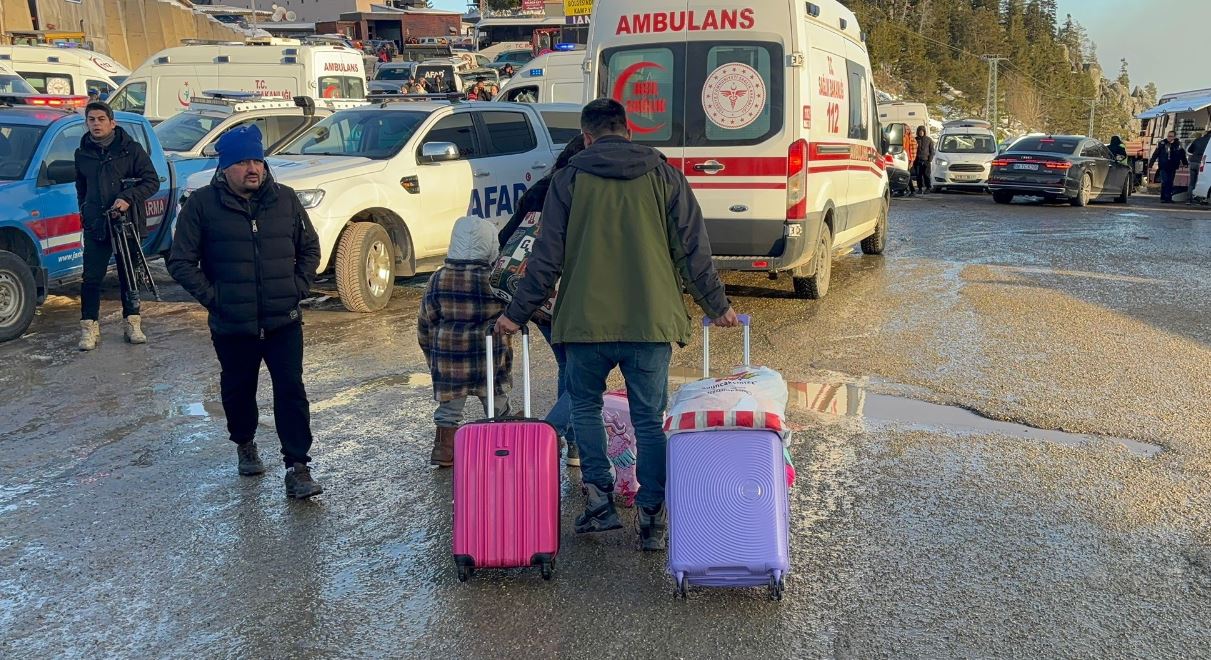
left=936, top=159, right=949, bottom=168
left=296, top=189, right=326, bottom=209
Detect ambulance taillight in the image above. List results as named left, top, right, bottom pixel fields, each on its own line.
left=787, top=139, right=808, bottom=220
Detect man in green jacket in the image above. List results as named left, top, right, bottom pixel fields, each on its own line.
left=496, top=99, right=738, bottom=550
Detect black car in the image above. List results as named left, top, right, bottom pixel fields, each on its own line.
left=988, top=135, right=1131, bottom=206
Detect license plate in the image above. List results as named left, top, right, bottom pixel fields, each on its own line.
left=954, top=175, right=979, bottom=181
left=1014, top=163, right=1039, bottom=171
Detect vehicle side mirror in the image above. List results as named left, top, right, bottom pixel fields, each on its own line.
left=43, top=160, right=76, bottom=186
left=201, top=144, right=218, bottom=158
left=421, top=141, right=460, bottom=163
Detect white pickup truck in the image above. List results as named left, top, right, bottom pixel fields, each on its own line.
left=183, top=100, right=578, bottom=312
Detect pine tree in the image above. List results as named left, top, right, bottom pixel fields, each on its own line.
left=1117, top=59, right=1130, bottom=88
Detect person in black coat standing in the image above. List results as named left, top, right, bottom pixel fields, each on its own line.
left=1148, top=131, right=1188, bottom=203
left=74, top=101, right=160, bottom=351
left=167, top=125, right=325, bottom=499
left=913, top=125, right=935, bottom=195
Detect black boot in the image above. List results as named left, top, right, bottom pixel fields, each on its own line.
left=236, top=441, right=266, bottom=476
left=285, top=463, right=323, bottom=499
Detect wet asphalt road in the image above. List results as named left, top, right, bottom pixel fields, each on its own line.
left=2, top=192, right=1210, bottom=658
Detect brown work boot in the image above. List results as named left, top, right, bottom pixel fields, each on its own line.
left=78, top=320, right=100, bottom=351
left=430, top=426, right=457, bottom=467
left=124, top=315, right=146, bottom=344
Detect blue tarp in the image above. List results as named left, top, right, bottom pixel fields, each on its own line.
left=1137, top=94, right=1211, bottom=119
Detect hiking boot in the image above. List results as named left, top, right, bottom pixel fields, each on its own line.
left=285, top=463, right=323, bottom=499
left=430, top=426, right=456, bottom=467
left=78, top=320, right=99, bottom=351
left=236, top=441, right=265, bottom=476
left=575, top=482, right=622, bottom=534
left=124, top=315, right=146, bottom=344
left=637, top=503, right=668, bottom=551
left=566, top=441, right=580, bottom=468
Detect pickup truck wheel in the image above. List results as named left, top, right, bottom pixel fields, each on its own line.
left=336, top=222, right=394, bottom=313
left=792, top=223, right=831, bottom=300
left=860, top=197, right=888, bottom=255
left=0, top=250, right=37, bottom=343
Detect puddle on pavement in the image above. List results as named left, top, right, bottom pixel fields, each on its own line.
left=667, top=368, right=1161, bottom=458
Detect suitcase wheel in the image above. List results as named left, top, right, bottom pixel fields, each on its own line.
left=674, top=575, right=688, bottom=599
left=768, top=575, right=785, bottom=601
left=540, top=560, right=554, bottom=581
left=457, top=565, right=474, bottom=582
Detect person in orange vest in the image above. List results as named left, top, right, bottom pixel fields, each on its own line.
left=903, top=127, right=918, bottom=196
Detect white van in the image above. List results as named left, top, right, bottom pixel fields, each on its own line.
left=587, top=0, right=889, bottom=298
left=0, top=45, right=129, bottom=98
left=497, top=51, right=585, bottom=104
left=931, top=118, right=998, bottom=192
left=878, top=101, right=931, bottom=132
left=107, top=41, right=367, bottom=123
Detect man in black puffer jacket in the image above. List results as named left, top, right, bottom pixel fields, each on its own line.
left=74, top=101, right=160, bottom=351
left=168, top=125, right=324, bottom=499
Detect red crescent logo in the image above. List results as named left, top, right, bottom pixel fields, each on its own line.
left=178, top=83, right=191, bottom=108
left=612, top=61, right=667, bottom=135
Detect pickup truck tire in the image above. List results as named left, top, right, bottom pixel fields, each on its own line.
left=860, top=197, right=888, bottom=255
left=0, top=250, right=37, bottom=342
left=792, top=222, right=831, bottom=300
left=336, top=222, right=395, bottom=313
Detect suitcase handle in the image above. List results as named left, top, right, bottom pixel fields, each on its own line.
left=701, top=314, right=751, bottom=377
left=485, top=324, right=530, bottom=418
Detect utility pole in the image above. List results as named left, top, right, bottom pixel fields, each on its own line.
left=982, top=55, right=1009, bottom=131
left=1087, top=98, right=1097, bottom=137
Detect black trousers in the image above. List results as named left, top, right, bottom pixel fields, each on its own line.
left=1159, top=169, right=1177, bottom=202
left=913, top=161, right=932, bottom=192
left=212, top=322, right=313, bottom=466
left=81, top=233, right=140, bottom=320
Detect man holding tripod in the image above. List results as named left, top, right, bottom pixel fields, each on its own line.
left=74, top=101, right=160, bottom=350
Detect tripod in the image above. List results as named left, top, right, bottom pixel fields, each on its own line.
left=106, top=207, right=161, bottom=302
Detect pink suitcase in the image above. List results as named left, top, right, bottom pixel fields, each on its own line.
left=453, top=326, right=560, bottom=581
left=602, top=391, right=640, bottom=507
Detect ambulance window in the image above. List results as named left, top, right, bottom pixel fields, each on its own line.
left=504, top=85, right=539, bottom=103
left=601, top=46, right=678, bottom=144
left=846, top=61, right=869, bottom=141
left=19, top=71, right=73, bottom=95
left=318, top=76, right=366, bottom=99
left=109, top=83, right=147, bottom=114
left=422, top=113, right=478, bottom=159
left=38, top=123, right=86, bottom=186
left=480, top=111, right=537, bottom=156
left=87, top=79, right=115, bottom=97
left=700, top=45, right=777, bottom=142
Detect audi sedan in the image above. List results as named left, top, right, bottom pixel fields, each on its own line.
left=988, top=135, right=1131, bottom=206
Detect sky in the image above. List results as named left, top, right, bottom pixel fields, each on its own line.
left=436, top=0, right=1208, bottom=97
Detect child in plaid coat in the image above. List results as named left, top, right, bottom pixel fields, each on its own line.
left=418, top=216, right=513, bottom=467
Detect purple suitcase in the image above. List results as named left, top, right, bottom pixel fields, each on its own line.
left=666, top=316, right=790, bottom=600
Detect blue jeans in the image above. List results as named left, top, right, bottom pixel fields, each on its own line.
left=537, top=323, right=572, bottom=439
left=564, top=342, right=672, bottom=509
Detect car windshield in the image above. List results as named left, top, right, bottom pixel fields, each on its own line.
left=0, top=73, right=36, bottom=94
left=0, top=124, right=46, bottom=180
left=279, top=110, right=427, bottom=159
left=496, top=51, right=532, bottom=65
left=376, top=66, right=413, bottom=81
left=940, top=133, right=997, bottom=154
left=1010, top=137, right=1081, bottom=154
left=154, top=112, right=225, bottom=152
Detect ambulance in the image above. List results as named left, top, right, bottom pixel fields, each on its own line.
left=496, top=51, right=585, bottom=103
left=586, top=0, right=889, bottom=298
left=0, top=44, right=130, bottom=98
left=107, top=41, right=367, bottom=123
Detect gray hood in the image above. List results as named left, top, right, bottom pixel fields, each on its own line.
left=446, top=215, right=499, bottom=264
left=568, top=135, right=665, bottom=180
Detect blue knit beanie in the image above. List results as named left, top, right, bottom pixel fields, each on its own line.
left=216, top=124, right=265, bottom=170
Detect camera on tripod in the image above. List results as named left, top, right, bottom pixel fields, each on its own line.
left=107, top=179, right=161, bottom=302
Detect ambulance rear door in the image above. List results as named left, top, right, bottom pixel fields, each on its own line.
left=595, top=1, right=690, bottom=186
